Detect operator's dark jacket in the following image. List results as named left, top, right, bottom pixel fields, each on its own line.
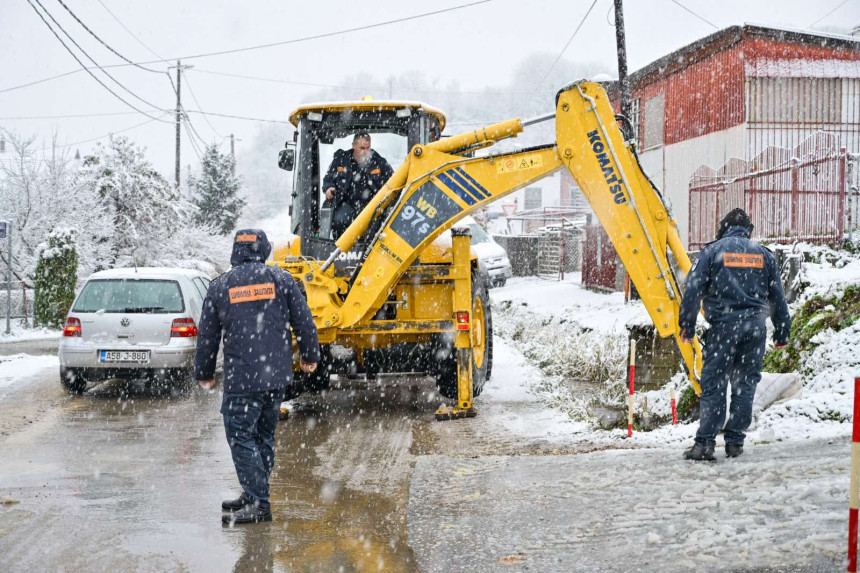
left=193, top=229, right=320, bottom=393
left=678, top=226, right=791, bottom=344
left=322, top=148, right=394, bottom=214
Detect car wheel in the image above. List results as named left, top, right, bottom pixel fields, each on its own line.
left=60, top=368, right=87, bottom=395
left=495, top=277, right=507, bottom=288
left=434, top=267, right=493, bottom=400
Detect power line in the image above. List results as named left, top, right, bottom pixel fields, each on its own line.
left=191, top=68, right=555, bottom=95
left=126, top=0, right=499, bottom=65
left=0, top=69, right=81, bottom=95
left=3, top=1, right=499, bottom=94
left=183, top=116, right=203, bottom=161
left=182, top=74, right=223, bottom=138
left=0, top=109, right=292, bottom=124
left=33, top=112, right=171, bottom=152
left=25, top=0, right=171, bottom=123
left=0, top=110, right=160, bottom=120
left=182, top=109, right=209, bottom=150
left=534, top=0, right=600, bottom=91
left=810, top=0, right=851, bottom=27
left=668, top=0, right=719, bottom=30
left=54, top=0, right=164, bottom=73
left=184, top=110, right=292, bottom=124
left=35, top=0, right=170, bottom=113
left=94, top=0, right=166, bottom=62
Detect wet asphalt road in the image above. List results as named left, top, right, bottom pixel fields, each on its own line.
left=0, top=349, right=847, bottom=572
left=0, top=364, right=439, bottom=572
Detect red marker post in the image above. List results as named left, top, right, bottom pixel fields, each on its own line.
left=848, top=377, right=860, bottom=572
left=671, top=386, right=678, bottom=425
left=627, top=339, right=636, bottom=438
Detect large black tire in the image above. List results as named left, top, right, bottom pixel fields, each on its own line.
left=60, top=368, right=87, bottom=395
left=435, top=267, right=493, bottom=400
left=292, top=345, right=332, bottom=395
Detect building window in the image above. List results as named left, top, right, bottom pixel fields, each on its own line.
left=643, top=93, right=665, bottom=150
left=629, top=97, right=641, bottom=146
left=524, top=187, right=542, bottom=211
left=746, top=77, right=842, bottom=124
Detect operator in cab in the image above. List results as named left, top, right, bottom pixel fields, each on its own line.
left=678, top=208, right=791, bottom=462
left=322, top=131, right=394, bottom=240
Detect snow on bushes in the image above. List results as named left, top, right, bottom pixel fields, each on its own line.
left=33, top=228, right=77, bottom=329
left=493, top=298, right=628, bottom=421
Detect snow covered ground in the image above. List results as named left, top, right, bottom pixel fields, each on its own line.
left=0, top=353, right=58, bottom=393
left=486, top=250, right=858, bottom=449
left=0, top=322, right=60, bottom=343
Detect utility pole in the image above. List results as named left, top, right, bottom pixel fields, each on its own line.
left=613, top=0, right=632, bottom=120
left=228, top=134, right=241, bottom=174
left=169, top=60, right=194, bottom=190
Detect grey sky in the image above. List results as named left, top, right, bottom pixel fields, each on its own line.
left=1, top=0, right=858, bottom=177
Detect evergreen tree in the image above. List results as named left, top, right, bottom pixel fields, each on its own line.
left=34, top=228, right=78, bottom=329
left=190, top=144, right=245, bottom=235
left=80, top=136, right=178, bottom=268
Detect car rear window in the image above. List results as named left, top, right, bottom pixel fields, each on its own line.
left=72, top=279, right=185, bottom=313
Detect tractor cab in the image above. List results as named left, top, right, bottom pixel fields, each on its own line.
left=278, top=100, right=446, bottom=274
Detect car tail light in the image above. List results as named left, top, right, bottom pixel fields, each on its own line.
left=63, top=317, right=82, bottom=337
left=455, top=311, right=470, bottom=331
left=171, top=317, right=198, bottom=337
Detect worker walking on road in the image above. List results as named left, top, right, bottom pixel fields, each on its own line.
left=195, top=229, right=320, bottom=525
left=679, top=208, right=791, bottom=462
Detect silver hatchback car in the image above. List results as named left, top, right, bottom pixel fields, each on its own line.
left=58, top=267, right=211, bottom=393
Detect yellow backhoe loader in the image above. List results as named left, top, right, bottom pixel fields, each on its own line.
left=274, top=80, right=702, bottom=420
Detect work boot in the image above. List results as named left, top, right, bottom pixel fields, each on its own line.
left=222, top=503, right=272, bottom=526
left=725, top=443, right=744, bottom=458
left=683, top=443, right=716, bottom=462
left=221, top=493, right=249, bottom=512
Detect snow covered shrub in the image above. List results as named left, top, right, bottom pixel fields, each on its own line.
left=764, top=285, right=860, bottom=373
left=34, top=228, right=77, bottom=329
left=189, top=144, right=245, bottom=235
left=494, top=299, right=628, bottom=420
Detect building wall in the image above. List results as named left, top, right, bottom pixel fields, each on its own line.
left=629, top=31, right=860, bottom=246
left=640, top=124, right=746, bottom=244
left=635, top=42, right=746, bottom=147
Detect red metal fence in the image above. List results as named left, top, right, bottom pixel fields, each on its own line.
left=689, top=133, right=848, bottom=250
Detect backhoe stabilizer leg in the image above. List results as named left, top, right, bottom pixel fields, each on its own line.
left=435, top=349, right=476, bottom=421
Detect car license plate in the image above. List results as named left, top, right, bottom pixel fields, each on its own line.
left=99, top=350, right=151, bottom=364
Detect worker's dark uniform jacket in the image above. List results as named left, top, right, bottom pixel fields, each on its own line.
left=322, top=148, right=393, bottom=238
left=678, top=225, right=791, bottom=448
left=194, top=229, right=319, bottom=512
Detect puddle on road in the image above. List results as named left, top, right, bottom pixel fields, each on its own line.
left=233, top=377, right=442, bottom=572
left=0, top=371, right=450, bottom=572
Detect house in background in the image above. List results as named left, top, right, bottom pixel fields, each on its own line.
left=607, top=24, right=860, bottom=248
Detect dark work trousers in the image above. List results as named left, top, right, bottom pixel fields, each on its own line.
left=695, top=320, right=767, bottom=448
left=221, top=390, right=281, bottom=511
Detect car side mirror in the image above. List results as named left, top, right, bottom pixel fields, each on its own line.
left=278, top=148, right=295, bottom=171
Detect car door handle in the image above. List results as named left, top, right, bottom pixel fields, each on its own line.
left=117, top=334, right=134, bottom=339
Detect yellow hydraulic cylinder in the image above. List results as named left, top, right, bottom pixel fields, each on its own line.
left=426, top=117, right=523, bottom=155
left=334, top=161, right=410, bottom=255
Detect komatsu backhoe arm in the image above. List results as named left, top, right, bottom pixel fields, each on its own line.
left=304, top=80, right=702, bottom=392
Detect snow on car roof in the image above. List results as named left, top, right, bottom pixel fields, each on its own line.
left=86, top=267, right=207, bottom=280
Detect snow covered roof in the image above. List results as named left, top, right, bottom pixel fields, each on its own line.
left=288, top=100, right=446, bottom=130
left=86, top=267, right=208, bottom=280
left=745, top=57, right=860, bottom=78
left=622, top=24, right=860, bottom=88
